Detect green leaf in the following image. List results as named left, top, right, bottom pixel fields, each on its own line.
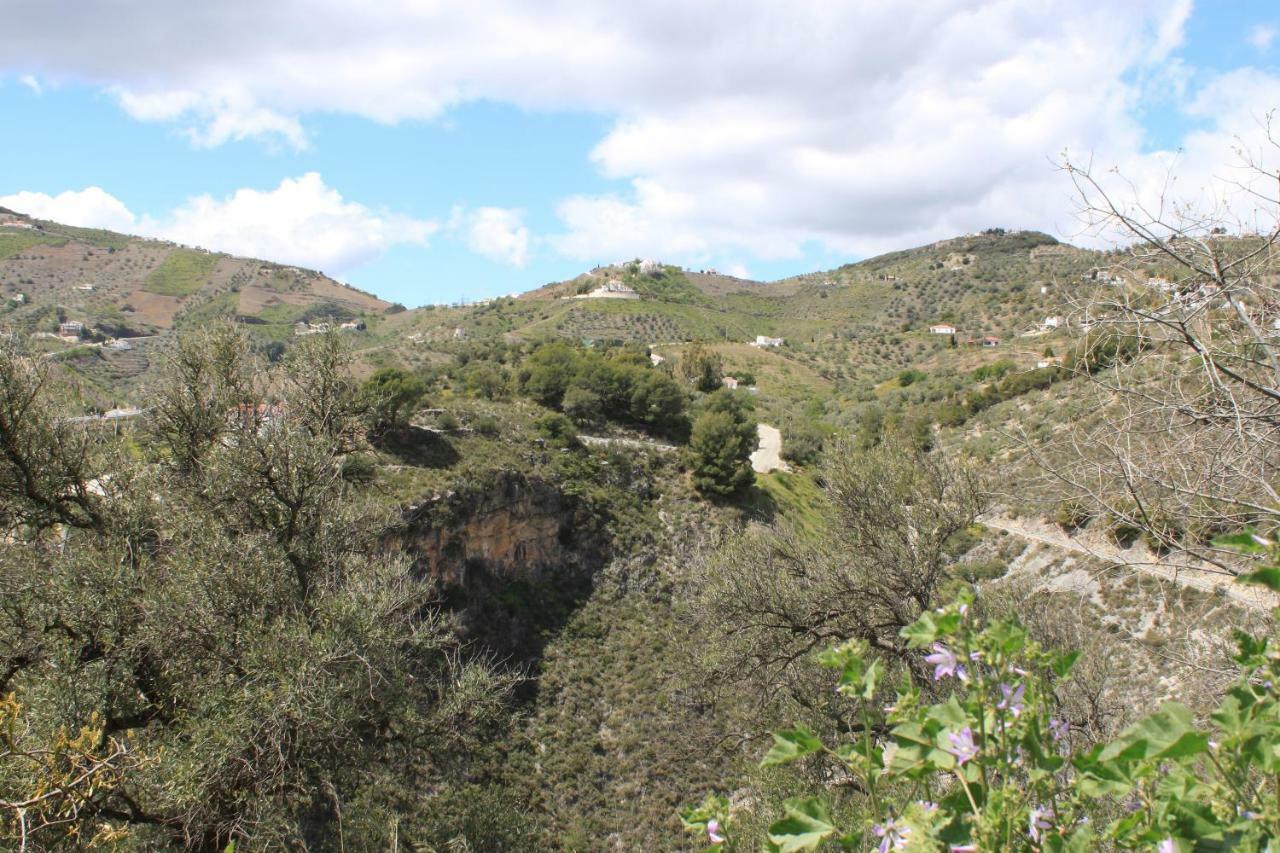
left=900, top=612, right=938, bottom=648
left=1052, top=650, right=1081, bottom=678
left=1100, top=703, right=1207, bottom=764
left=1238, top=568, right=1280, bottom=592
left=761, top=724, right=824, bottom=767
left=860, top=659, right=883, bottom=701
left=1213, top=530, right=1269, bottom=554
left=766, top=798, right=836, bottom=852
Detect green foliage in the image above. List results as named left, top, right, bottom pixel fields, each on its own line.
left=461, top=360, right=510, bottom=399
left=687, top=391, right=756, bottom=496
left=517, top=340, right=688, bottom=437
left=534, top=412, right=579, bottom=448
left=780, top=419, right=827, bottom=467
left=0, top=231, right=66, bottom=259
left=143, top=249, right=220, bottom=296
left=689, top=581, right=1280, bottom=852
left=897, top=368, right=926, bottom=386
left=688, top=409, right=754, bottom=495
left=679, top=342, right=726, bottom=393
left=361, top=364, right=428, bottom=434
left=972, top=358, right=1016, bottom=381
left=0, top=328, right=512, bottom=849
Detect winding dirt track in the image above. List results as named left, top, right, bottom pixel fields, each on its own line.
left=980, top=515, right=1275, bottom=610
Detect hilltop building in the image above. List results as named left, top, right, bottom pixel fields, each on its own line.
left=574, top=279, right=640, bottom=300
left=753, top=335, right=784, bottom=347
left=929, top=324, right=957, bottom=335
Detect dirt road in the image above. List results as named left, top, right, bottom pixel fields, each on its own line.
left=980, top=515, right=1274, bottom=610
left=750, top=423, right=788, bottom=474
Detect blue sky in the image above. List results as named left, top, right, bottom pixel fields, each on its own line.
left=1, top=1, right=1277, bottom=306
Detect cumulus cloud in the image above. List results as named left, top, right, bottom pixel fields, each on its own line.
left=451, top=206, right=530, bottom=267
left=148, top=173, right=437, bottom=271
left=1, top=175, right=437, bottom=274
left=18, top=74, right=41, bottom=94
left=0, top=186, right=136, bottom=232
left=1, top=1, right=1277, bottom=266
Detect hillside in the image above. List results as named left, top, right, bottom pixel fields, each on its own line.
left=0, top=210, right=1112, bottom=427
left=6, top=209, right=1279, bottom=850
left=0, top=209, right=392, bottom=335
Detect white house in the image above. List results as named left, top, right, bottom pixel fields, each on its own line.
left=574, top=279, right=640, bottom=300
left=649, top=352, right=665, bottom=366
left=754, top=335, right=784, bottom=347
left=1042, top=315, right=1064, bottom=329
left=59, top=320, right=84, bottom=337
left=929, top=324, right=957, bottom=335
left=722, top=376, right=739, bottom=390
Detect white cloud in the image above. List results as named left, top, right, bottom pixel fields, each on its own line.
left=1249, top=24, right=1277, bottom=51
left=2, top=1, right=1277, bottom=267
left=148, top=173, right=436, bottom=271
left=0, top=187, right=136, bottom=231
left=1, top=175, right=437, bottom=274
left=18, top=74, right=42, bottom=95
left=452, top=206, right=530, bottom=266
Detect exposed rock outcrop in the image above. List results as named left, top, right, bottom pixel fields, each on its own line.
left=395, top=470, right=605, bottom=587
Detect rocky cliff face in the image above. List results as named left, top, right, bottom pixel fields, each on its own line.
left=395, top=470, right=604, bottom=587
left=392, top=469, right=611, bottom=666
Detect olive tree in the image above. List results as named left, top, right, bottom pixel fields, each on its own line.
left=0, top=325, right=512, bottom=850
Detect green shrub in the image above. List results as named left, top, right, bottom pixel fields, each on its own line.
left=534, top=412, right=579, bottom=448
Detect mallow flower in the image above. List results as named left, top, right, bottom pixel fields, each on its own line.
left=946, top=727, right=978, bottom=764
left=871, top=818, right=910, bottom=852
left=1029, top=805, right=1055, bottom=842
left=996, top=682, right=1025, bottom=717
left=924, top=643, right=967, bottom=681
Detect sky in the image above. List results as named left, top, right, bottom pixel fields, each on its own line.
left=0, top=1, right=1278, bottom=307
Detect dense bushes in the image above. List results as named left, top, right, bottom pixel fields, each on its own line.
left=687, top=390, right=757, bottom=495
left=517, top=341, right=689, bottom=437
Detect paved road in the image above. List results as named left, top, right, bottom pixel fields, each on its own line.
left=981, top=514, right=1274, bottom=610
left=750, top=423, right=789, bottom=474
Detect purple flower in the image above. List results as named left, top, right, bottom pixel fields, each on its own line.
left=707, top=819, right=724, bottom=844
left=1028, top=805, right=1055, bottom=842
left=872, top=818, right=910, bottom=852
left=1049, top=717, right=1069, bottom=742
left=950, top=846, right=977, bottom=853
left=925, top=643, right=967, bottom=681
left=997, top=682, right=1026, bottom=717
left=1158, top=840, right=1175, bottom=853
left=917, top=800, right=938, bottom=815
left=946, top=727, right=978, bottom=764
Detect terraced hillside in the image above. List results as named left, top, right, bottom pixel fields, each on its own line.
left=0, top=210, right=1107, bottom=425
left=0, top=207, right=392, bottom=339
